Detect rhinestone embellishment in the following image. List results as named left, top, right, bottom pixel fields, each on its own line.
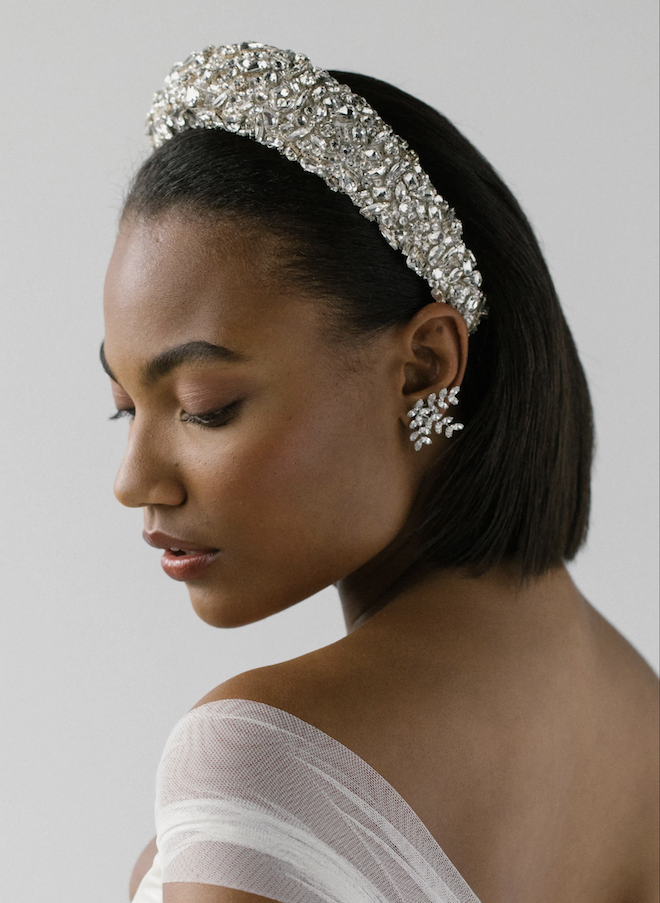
left=407, top=386, right=464, bottom=451
left=147, top=43, right=487, bottom=334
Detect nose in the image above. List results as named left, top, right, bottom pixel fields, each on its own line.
left=113, top=419, right=186, bottom=509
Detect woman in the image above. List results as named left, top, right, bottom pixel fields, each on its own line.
left=104, top=44, right=659, bottom=903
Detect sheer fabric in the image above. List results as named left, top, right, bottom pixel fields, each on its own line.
left=133, top=698, right=481, bottom=903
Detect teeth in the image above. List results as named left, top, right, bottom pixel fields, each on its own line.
left=168, top=547, right=216, bottom=554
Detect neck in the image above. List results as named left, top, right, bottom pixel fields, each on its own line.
left=337, top=555, right=586, bottom=643
left=336, top=531, right=424, bottom=633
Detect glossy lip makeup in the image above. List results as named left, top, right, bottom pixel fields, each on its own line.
left=144, top=530, right=221, bottom=582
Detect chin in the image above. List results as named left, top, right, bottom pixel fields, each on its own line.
left=186, top=584, right=282, bottom=629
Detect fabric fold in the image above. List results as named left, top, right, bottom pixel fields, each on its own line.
left=147, top=698, right=481, bottom=903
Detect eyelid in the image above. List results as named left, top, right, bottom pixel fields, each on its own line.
left=181, top=398, right=243, bottom=427
left=108, top=399, right=243, bottom=427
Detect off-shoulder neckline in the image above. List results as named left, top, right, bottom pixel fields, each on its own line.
left=185, top=696, right=482, bottom=903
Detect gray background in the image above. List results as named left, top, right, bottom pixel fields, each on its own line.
left=1, top=1, right=657, bottom=900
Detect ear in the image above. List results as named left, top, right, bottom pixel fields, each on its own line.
left=398, top=301, right=469, bottom=410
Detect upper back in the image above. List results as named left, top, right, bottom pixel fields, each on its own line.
left=197, top=593, right=659, bottom=903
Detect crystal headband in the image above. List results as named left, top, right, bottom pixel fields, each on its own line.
left=147, top=42, right=486, bottom=333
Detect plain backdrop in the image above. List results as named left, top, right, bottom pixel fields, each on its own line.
left=0, top=1, right=657, bottom=900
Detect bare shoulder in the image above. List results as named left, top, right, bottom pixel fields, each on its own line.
left=191, top=641, right=349, bottom=725
left=589, top=600, right=659, bottom=769
left=188, top=634, right=386, bottom=761
left=191, top=660, right=305, bottom=710
left=585, top=602, right=659, bottom=887
left=586, top=600, right=659, bottom=734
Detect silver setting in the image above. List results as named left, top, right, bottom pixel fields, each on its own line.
left=407, top=386, right=463, bottom=451
left=147, top=43, right=487, bottom=333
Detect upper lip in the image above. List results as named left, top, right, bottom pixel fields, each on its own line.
left=143, top=530, right=219, bottom=552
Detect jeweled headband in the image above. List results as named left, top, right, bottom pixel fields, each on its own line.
left=147, top=42, right=487, bottom=334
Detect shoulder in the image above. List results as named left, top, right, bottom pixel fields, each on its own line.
left=156, top=652, right=401, bottom=903
left=619, top=649, right=659, bottom=886
left=191, top=663, right=302, bottom=712
left=184, top=641, right=393, bottom=778
left=585, top=604, right=659, bottom=884
left=190, top=642, right=355, bottom=730
left=161, top=650, right=361, bottom=786
left=587, top=601, right=659, bottom=742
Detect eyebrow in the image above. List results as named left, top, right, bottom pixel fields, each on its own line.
left=99, top=340, right=247, bottom=386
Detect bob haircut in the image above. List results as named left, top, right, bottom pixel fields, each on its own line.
left=121, top=71, right=594, bottom=581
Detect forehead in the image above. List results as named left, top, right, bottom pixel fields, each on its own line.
left=103, top=213, right=321, bottom=370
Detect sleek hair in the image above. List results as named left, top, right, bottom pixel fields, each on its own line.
left=122, top=71, right=594, bottom=579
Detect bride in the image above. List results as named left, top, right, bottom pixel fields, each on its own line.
left=102, top=43, right=659, bottom=903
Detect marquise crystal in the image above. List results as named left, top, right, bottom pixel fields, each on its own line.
left=147, top=43, right=487, bottom=334
left=407, top=386, right=464, bottom=451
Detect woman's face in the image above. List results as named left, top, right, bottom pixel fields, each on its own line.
left=102, top=212, right=419, bottom=627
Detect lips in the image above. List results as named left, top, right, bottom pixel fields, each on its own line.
left=143, top=530, right=221, bottom=582
left=143, top=530, right=219, bottom=553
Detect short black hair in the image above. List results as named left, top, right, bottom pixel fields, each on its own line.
left=122, top=71, right=594, bottom=579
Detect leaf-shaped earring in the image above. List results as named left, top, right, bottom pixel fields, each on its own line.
left=407, top=386, right=464, bottom=451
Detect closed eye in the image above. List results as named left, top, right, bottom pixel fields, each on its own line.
left=181, top=399, right=243, bottom=427
left=109, top=399, right=242, bottom=428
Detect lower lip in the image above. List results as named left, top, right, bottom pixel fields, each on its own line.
left=160, top=549, right=221, bottom=581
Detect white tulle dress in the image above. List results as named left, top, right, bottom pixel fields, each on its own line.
left=132, top=698, right=481, bottom=903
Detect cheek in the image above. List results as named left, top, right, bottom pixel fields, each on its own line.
left=196, top=393, right=412, bottom=579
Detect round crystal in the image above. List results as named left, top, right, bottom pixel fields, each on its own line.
left=147, top=43, right=486, bottom=333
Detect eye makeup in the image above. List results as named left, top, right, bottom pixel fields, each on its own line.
left=108, top=366, right=252, bottom=428
left=180, top=398, right=243, bottom=427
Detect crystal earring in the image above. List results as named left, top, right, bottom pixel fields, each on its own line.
left=407, top=386, right=464, bottom=451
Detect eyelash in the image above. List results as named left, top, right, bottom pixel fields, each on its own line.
left=109, top=400, right=242, bottom=429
